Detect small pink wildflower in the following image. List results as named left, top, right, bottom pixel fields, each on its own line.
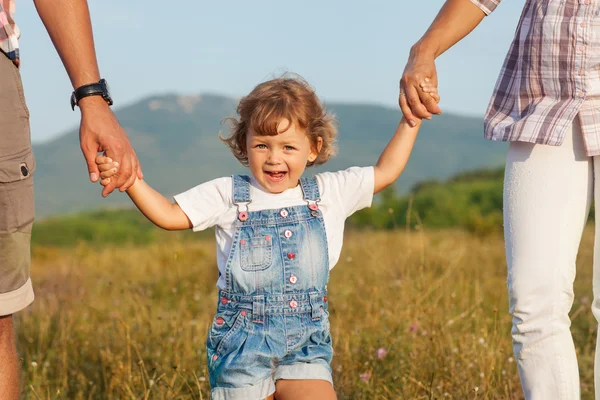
left=376, top=347, right=388, bottom=359
left=359, top=372, right=371, bottom=382
left=408, top=323, right=419, bottom=332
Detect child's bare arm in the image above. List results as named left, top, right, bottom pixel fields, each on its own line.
left=372, top=118, right=422, bottom=194
left=372, top=83, right=439, bottom=194
left=127, top=179, right=192, bottom=230
left=97, top=156, right=192, bottom=230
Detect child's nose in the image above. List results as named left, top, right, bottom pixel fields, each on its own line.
left=267, top=152, right=282, bottom=164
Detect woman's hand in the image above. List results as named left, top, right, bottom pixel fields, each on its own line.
left=399, top=53, right=442, bottom=127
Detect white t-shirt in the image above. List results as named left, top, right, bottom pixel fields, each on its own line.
left=174, top=167, right=374, bottom=289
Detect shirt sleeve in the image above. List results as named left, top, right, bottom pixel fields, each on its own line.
left=173, top=177, right=232, bottom=232
left=318, top=167, right=375, bottom=218
left=469, top=0, right=500, bottom=15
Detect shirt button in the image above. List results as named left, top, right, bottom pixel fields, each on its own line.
left=579, top=46, right=585, bottom=53
left=579, top=92, right=586, bottom=98
left=284, top=230, right=293, bottom=238
left=216, top=317, right=225, bottom=325
left=280, top=209, right=289, bottom=218
left=241, top=310, right=247, bottom=316
left=221, top=297, right=228, bottom=305
left=579, top=69, right=584, bottom=76
left=289, top=300, right=298, bottom=308
left=265, top=235, right=271, bottom=241
left=289, top=275, right=298, bottom=284
left=212, top=355, right=218, bottom=361
left=287, top=252, right=296, bottom=260
left=580, top=22, right=586, bottom=27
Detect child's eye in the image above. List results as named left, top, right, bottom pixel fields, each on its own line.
left=284, top=146, right=296, bottom=151
left=255, top=144, right=267, bottom=149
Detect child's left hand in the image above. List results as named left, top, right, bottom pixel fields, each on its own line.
left=95, top=154, right=119, bottom=187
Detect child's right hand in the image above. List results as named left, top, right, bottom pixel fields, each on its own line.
left=420, top=78, right=441, bottom=104
left=95, top=154, right=119, bottom=187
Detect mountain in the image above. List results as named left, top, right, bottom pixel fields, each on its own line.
left=32, top=94, right=507, bottom=217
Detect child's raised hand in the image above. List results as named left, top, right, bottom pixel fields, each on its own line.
left=95, top=154, right=119, bottom=187
left=419, top=78, right=441, bottom=104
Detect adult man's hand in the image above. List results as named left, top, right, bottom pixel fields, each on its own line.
left=79, top=96, right=142, bottom=197
left=399, top=50, right=441, bottom=127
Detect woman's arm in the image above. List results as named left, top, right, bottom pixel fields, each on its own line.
left=400, top=0, right=490, bottom=125
left=372, top=118, right=422, bottom=194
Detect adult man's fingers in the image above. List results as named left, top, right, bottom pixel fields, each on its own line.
left=82, top=145, right=100, bottom=182
left=119, top=154, right=138, bottom=192
left=135, top=148, right=144, bottom=179
left=101, top=178, right=117, bottom=197
left=113, top=151, right=134, bottom=191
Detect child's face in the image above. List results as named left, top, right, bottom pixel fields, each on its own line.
left=246, top=119, right=321, bottom=193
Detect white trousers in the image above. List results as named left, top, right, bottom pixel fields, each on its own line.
left=504, top=119, right=600, bottom=399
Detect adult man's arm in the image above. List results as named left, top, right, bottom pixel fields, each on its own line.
left=400, top=0, right=495, bottom=127
left=33, top=0, right=142, bottom=196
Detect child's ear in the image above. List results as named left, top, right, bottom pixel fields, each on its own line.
left=308, top=137, right=323, bottom=163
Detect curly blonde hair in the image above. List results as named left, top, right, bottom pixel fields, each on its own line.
left=220, top=74, right=338, bottom=167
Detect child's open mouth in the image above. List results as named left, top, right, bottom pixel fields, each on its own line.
left=265, top=171, right=287, bottom=182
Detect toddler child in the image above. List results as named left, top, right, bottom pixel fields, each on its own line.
left=96, top=75, right=436, bottom=400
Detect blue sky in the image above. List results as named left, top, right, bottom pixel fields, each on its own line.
left=17, top=0, right=525, bottom=143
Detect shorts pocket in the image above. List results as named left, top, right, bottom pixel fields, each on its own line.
left=207, top=310, right=247, bottom=356
left=0, top=150, right=35, bottom=233
left=240, top=236, right=273, bottom=271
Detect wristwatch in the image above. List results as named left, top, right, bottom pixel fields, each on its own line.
left=70, top=79, right=113, bottom=110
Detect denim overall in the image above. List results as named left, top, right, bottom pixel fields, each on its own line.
left=207, top=175, right=333, bottom=400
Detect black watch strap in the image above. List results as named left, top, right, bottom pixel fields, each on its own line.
left=70, top=79, right=113, bottom=110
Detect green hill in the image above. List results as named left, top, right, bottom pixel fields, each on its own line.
left=32, top=94, right=507, bottom=217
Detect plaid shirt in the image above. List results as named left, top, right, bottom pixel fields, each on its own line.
left=472, top=0, right=600, bottom=155
left=0, top=0, right=18, bottom=66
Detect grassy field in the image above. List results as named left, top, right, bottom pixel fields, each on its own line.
left=15, top=225, right=599, bottom=399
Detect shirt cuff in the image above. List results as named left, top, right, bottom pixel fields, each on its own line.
left=469, top=0, right=500, bottom=15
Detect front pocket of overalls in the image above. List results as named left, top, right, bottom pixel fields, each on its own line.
left=240, top=236, right=273, bottom=271
left=207, top=310, right=246, bottom=354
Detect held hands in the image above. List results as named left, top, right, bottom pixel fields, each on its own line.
left=399, top=55, right=442, bottom=127
left=95, top=154, right=120, bottom=187
left=422, top=80, right=440, bottom=105
left=79, top=98, right=143, bottom=197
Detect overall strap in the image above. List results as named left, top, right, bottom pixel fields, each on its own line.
left=232, top=175, right=251, bottom=221
left=299, top=176, right=321, bottom=202
left=232, top=175, right=251, bottom=204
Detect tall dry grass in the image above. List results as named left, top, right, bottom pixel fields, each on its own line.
left=16, top=227, right=598, bottom=399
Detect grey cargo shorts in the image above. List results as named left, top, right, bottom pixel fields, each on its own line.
left=0, top=53, right=35, bottom=316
